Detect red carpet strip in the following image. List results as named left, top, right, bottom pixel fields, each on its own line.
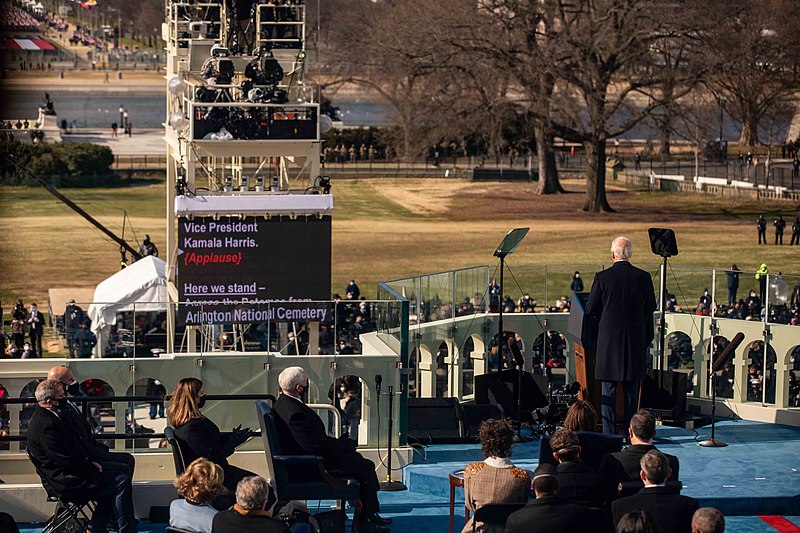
left=760, top=516, right=800, bottom=532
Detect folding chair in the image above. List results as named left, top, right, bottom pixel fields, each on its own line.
left=27, top=450, right=97, bottom=533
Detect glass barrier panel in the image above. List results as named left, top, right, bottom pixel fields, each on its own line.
left=454, top=266, right=489, bottom=316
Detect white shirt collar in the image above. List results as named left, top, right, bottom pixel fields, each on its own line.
left=484, top=457, right=514, bottom=468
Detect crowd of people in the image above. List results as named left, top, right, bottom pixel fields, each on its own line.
left=465, top=404, right=725, bottom=533
left=2, top=298, right=97, bottom=360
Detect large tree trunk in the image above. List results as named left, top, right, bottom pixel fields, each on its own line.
left=659, top=80, right=674, bottom=156
left=535, top=125, right=564, bottom=194
left=582, top=139, right=614, bottom=212
left=739, top=109, right=761, bottom=146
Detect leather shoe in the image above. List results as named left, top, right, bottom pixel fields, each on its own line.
left=368, top=513, right=393, bottom=526
left=358, top=521, right=389, bottom=533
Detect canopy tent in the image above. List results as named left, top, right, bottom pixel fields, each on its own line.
left=87, top=256, right=168, bottom=336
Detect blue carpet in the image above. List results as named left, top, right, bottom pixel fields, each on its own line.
left=404, top=420, right=800, bottom=516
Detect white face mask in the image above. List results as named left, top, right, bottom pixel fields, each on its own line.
left=340, top=387, right=346, bottom=393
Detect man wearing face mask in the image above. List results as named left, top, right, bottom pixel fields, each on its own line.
left=26, top=380, right=137, bottom=533
left=47, top=365, right=136, bottom=477
left=273, top=367, right=391, bottom=533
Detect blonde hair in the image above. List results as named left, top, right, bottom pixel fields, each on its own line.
left=167, top=377, right=205, bottom=428
left=173, top=458, right=226, bottom=504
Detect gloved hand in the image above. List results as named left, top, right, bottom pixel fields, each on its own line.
left=229, top=425, right=251, bottom=447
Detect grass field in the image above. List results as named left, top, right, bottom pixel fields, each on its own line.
left=1, top=177, right=798, bottom=321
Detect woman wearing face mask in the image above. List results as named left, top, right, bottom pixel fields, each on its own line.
left=168, top=378, right=255, bottom=497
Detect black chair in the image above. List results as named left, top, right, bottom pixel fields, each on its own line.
left=165, top=425, right=188, bottom=475
left=470, top=502, right=525, bottom=532
left=27, top=450, right=96, bottom=533
left=254, top=400, right=362, bottom=532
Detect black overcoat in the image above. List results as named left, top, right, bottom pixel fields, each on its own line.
left=583, top=261, right=657, bottom=382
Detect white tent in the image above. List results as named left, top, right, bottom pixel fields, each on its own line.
left=87, top=256, right=168, bottom=339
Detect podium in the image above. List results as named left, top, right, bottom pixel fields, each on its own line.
left=566, top=292, right=600, bottom=415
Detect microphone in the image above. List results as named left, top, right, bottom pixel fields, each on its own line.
left=711, top=332, right=745, bottom=373
left=375, top=374, right=382, bottom=395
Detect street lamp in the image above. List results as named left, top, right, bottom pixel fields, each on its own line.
left=123, top=110, right=128, bottom=129
left=118, top=105, right=123, bottom=127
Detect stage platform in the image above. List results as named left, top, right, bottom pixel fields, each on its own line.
left=16, top=420, right=800, bottom=533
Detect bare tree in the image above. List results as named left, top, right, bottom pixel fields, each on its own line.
left=703, top=0, right=800, bottom=146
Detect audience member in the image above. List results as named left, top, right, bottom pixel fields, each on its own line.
left=169, top=378, right=255, bottom=496
left=505, top=463, right=592, bottom=533
left=612, top=450, right=698, bottom=533
left=691, top=507, right=725, bottom=533
left=47, top=365, right=135, bottom=477
left=27, top=303, right=44, bottom=357
left=549, top=428, right=606, bottom=508
left=599, top=410, right=679, bottom=499
left=27, top=380, right=136, bottom=533
left=615, top=510, right=658, bottom=533
left=462, top=419, right=530, bottom=533
left=272, top=367, right=390, bottom=532
left=211, top=476, right=289, bottom=533
left=542, top=400, right=623, bottom=470
left=170, top=458, right=225, bottom=533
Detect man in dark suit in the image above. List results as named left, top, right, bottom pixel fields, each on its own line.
left=506, top=463, right=595, bottom=533
left=549, top=428, right=606, bottom=508
left=26, top=380, right=136, bottom=533
left=47, top=365, right=135, bottom=477
left=584, top=236, right=657, bottom=435
left=27, top=302, right=44, bottom=357
left=612, top=450, right=698, bottom=533
left=273, top=366, right=390, bottom=533
left=599, top=410, right=679, bottom=499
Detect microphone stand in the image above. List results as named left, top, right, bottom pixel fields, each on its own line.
left=699, top=357, right=728, bottom=447
left=379, top=384, right=407, bottom=491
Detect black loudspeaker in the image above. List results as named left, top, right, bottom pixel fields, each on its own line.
left=648, top=228, right=679, bottom=258
left=406, top=397, right=467, bottom=444
left=461, top=402, right=505, bottom=439
left=474, top=369, right=549, bottom=419
left=640, top=369, right=687, bottom=420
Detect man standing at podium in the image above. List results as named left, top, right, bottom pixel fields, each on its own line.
left=585, top=237, right=656, bottom=435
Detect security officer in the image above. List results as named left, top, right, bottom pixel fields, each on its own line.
left=757, top=215, right=767, bottom=244
left=755, top=263, right=769, bottom=304
left=791, top=216, right=800, bottom=246
left=774, top=215, right=786, bottom=245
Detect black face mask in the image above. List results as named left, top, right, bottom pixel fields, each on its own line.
left=66, top=381, right=81, bottom=397
left=198, top=396, right=206, bottom=409
left=52, top=398, right=65, bottom=410
left=298, top=385, right=309, bottom=403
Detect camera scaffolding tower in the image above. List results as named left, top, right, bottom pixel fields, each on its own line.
left=163, top=0, right=329, bottom=353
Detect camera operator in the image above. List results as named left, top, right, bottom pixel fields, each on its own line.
left=65, top=299, right=85, bottom=358
left=12, top=299, right=28, bottom=351
left=201, top=44, right=235, bottom=91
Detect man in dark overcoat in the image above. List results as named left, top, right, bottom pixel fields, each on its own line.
left=583, top=236, right=657, bottom=435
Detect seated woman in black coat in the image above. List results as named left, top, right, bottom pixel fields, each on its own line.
left=168, top=377, right=255, bottom=496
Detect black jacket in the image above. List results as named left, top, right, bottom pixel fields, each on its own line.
left=612, top=486, right=699, bottom=533
left=599, top=444, right=680, bottom=498
left=540, top=431, right=624, bottom=471
left=272, top=393, right=354, bottom=458
left=26, top=406, right=104, bottom=496
left=174, top=417, right=236, bottom=468
left=584, top=261, right=657, bottom=382
left=556, top=459, right=607, bottom=508
left=505, top=495, right=593, bottom=533
left=212, top=509, right=289, bottom=533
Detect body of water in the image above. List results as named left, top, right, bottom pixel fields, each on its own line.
left=1, top=88, right=784, bottom=143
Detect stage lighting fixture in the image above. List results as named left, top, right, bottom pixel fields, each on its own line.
left=319, top=114, right=333, bottom=134
left=176, top=169, right=187, bottom=195
left=240, top=175, right=249, bottom=192
left=169, top=112, right=189, bottom=132
left=224, top=175, right=233, bottom=192
left=271, top=176, right=280, bottom=192
left=255, top=175, right=265, bottom=192
left=168, top=76, right=186, bottom=95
